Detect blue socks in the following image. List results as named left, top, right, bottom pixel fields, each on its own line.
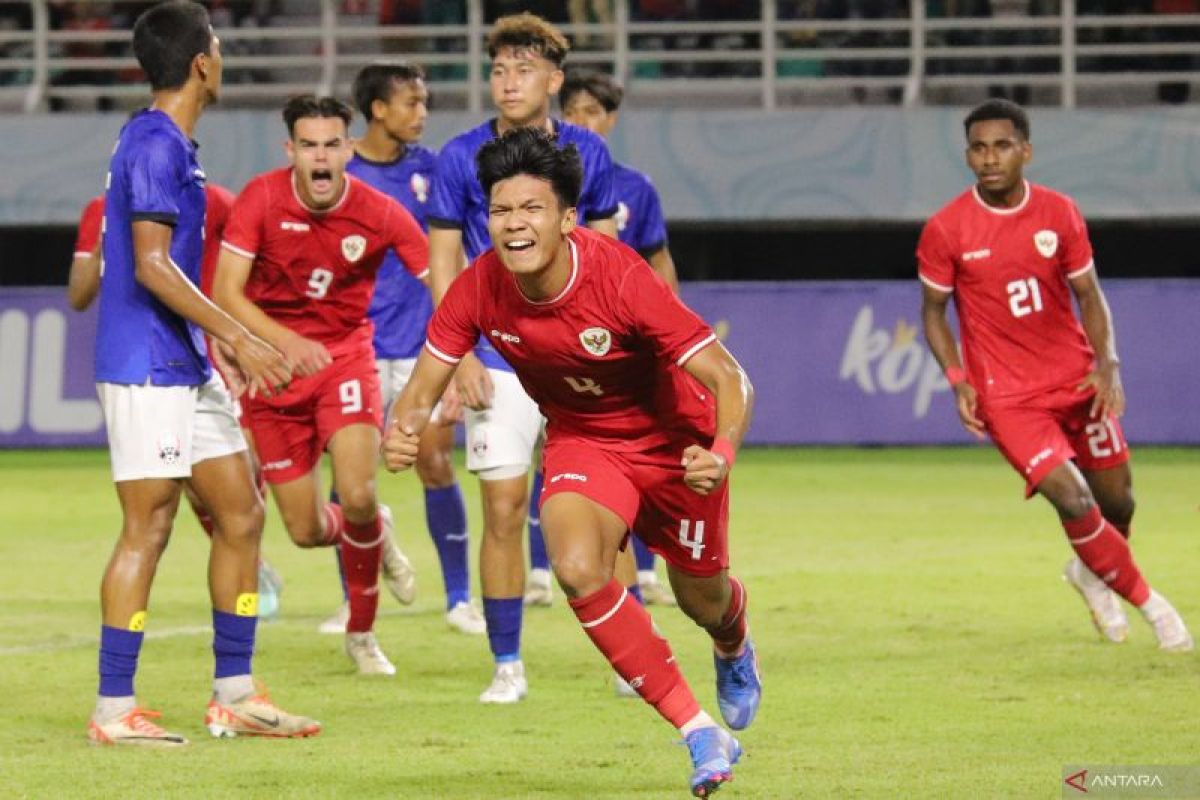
left=212, top=609, right=257, bottom=679
left=483, top=597, right=523, bottom=663
left=98, top=625, right=143, bottom=698
left=632, top=534, right=656, bottom=572
left=426, top=484, right=470, bottom=609
left=528, top=470, right=549, bottom=571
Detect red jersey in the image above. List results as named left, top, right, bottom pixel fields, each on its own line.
left=221, top=168, right=429, bottom=349
left=77, top=184, right=234, bottom=297
left=427, top=227, right=716, bottom=451
left=917, top=181, right=1096, bottom=404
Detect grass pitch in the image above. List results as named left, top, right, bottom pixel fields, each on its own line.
left=0, top=447, right=1196, bottom=799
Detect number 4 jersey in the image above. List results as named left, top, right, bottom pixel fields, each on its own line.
left=221, top=167, right=429, bottom=353
left=917, top=180, right=1096, bottom=405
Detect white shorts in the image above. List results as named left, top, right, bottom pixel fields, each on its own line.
left=98, top=374, right=247, bottom=482
left=376, top=357, right=417, bottom=411
left=466, top=368, right=543, bottom=480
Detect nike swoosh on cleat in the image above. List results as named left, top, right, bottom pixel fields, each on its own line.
left=248, top=713, right=280, bottom=727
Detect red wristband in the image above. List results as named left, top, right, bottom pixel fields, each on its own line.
left=945, top=366, right=967, bottom=387
left=710, top=437, right=736, bottom=470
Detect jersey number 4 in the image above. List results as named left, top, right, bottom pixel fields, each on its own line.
left=678, top=519, right=706, bottom=560
left=1006, top=277, right=1043, bottom=318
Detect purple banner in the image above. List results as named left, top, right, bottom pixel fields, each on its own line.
left=2, top=281, right=1198, bottom=448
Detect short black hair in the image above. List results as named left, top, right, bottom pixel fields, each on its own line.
left=352, top=61, right=426, bottom=120
left=132, top=1, right=213, bottom=91
left=963, top=99, right=1031, bottom=141
left=487, top=13, right=570, bottom=67
left=477, top=128, right=582, bottom=210
left=560, top=69, right=623, bottom=113
left=282, top=94, right=354, bottom=137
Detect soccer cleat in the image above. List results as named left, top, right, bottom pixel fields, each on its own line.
left=205, top=693, right=321, bottom=739
left=639, top=575, right=678, bottom=607
left=614, top=674, right=640, bottom=698
left=685, top=726, right=742, bottom=797
left=523, top=569, right=554, bottom=607
left=87, top=707, right=189, bottom=747
left=378, top=505, right=416, bottom=605
left=257, top=559, right=283, bottom=622
left=714, top=639, right=762, bottom=731
left=1140, top=591, right=1194, bottom=652
left=345, top=631, right=397, bottom=675
left=446, top=600, right=487, bottom=635
left=317, top=601, right=349, bottom=635
left=1062, top=557, right=1128, bottom=643
left=479, top=660, right=527, bottom=704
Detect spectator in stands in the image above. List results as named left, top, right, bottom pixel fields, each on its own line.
left=632, top=0, right=701, bottom=77
left=568, top=0, right=614, bottom=50
left=821, top=0, right=909, bottom=103
left=1151, top=0, right=1198, bottom=103
left=49, top=2, right=120, bottom=111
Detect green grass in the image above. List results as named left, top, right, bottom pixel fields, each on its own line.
left=0, top=447, right=1197, bottom=799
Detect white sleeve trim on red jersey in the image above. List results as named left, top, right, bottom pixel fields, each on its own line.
left=424, top=341, right=461, bottom=365
left=676, top=333, right=717, bottom=367
left=919, top=273, right=954, bottom=294
left=73, top=251, right=93, bottom=258
left=220, top=241, right=256, bottom=260
left=1066, top=259, right=1095, bottom=279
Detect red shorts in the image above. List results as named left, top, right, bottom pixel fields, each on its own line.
left=244, top=345, right=382, bottom=484
left=540, top=436, right=730, bottom=577
left=981, top=384, right=1130, bottom=498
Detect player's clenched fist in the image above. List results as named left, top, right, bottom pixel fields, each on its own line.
left=278, top=332, right=333, bottom=377
left=382, top=420, right=421, bottom=472
left=681, top=444, right=729, bottom=496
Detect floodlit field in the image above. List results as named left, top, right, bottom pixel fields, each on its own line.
left=0, top=447, right=1196, bottom=799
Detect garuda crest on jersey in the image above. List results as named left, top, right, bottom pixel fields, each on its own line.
left=341, top=234, right=367, bottom=263
left=579, top=327, right=612, bottom=357
left=1033, top=229, right=1058, bottom=258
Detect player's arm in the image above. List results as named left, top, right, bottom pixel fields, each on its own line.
left=382, top=348, right=458, bottom=472
left=132, top=220, right=291, bottom=396
left=211, top=246, right=332, bottom=378
left=66, top=242, right=101, bottom=311
left=1069, top=268, right=1124, bottom=420
left=428, top=224, right=491, bottom=410
left=646, top=245, right=679, bottom=293
left=680, top=341, right=754, bottom=496
left=921, top=282, right=984, bottom=438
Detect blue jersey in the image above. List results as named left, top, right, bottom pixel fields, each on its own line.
left=96, top=109, right=210, bottom=386
left=347, top=145, right=437, bottom=359
left=613, top=162, right=668, bottom=259
left=427, top=118, right=617, bottom=369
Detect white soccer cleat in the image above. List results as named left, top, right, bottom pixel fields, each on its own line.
left=479, top=660, right=528, bottom=704
left=446, top=600, right=487, bottom=635
left=614, top=674, right=640, bottom=699
left=345, top=631, right=397, bottom=675
left=87, top=707, right=188, bottom=747
left=523, top=568, right=554, bottom=607
left=317, top=602, right=349, bottom=635
left=1140, top=591, right=1194, bottom=652
left=378, top=505, right=416, bottom=605
left=638, top=574, right=678, bottom=607
left=1062, top=557, right=1128, bottom=643
left=204, top=692, right=320, bottom=739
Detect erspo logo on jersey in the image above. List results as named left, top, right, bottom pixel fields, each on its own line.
left=839, top=304, right=949, bottom=419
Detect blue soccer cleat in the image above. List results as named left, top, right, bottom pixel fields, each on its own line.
left=685, top=726, right=742, bottom=797
left=714, top=640, right=761, bottom=730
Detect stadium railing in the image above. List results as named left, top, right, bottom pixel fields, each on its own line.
left=0, top=0, right=1197, bottom=112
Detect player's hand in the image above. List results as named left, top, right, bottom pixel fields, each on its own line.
left=681, top=444, right=729, bottom=496
left=382, top=413, right=425, bottom=472
left=210, top=337, right=247, bottom=398
left=455, top=351, right=494, bottom=410
left=1078, top=360, right=1125, bottom=420
left=229, top=331, right=291, bottom=399
left=278, top=332, right=332, bottom=378
left=954, top=382, right=986, bottom=439
left=436, top=383, right=464, bottom=426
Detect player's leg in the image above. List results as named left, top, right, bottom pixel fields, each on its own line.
left=524, top=467, right=554, bottom=607
left=1081, top=462, right=1135, bottom=539
left=634, top=536, right=676, bottom=606
left=610, top=544, right=644, bottom=697
left=416, top=409, right=476, bottom=629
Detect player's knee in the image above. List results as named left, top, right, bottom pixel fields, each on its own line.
left=286, top=516, right=327, bottom=548
left=551, top=552, right=610, bottom=598
left=1056, top=491, right=1097, bottom=522
left=1102, top=494, right=1135, bottom=529
left=415, top=449, right=455, bottom=488
left=334, top=483, right=377, bottom=520
left=120, top=512, right=174, bottom=555
left=211, top=500, right=264, bottom=544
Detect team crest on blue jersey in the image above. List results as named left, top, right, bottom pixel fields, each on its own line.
left=615, top=201, right=630, bottom=233
left=579, top=327, right=612, bottom=357
left=1034, top=229, right=1058, bottom=258
left=410, top=173, right=429, bottom=203
left=341, top=234, right=367, bottom=263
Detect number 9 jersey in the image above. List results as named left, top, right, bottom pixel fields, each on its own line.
left=917, top=180, right=1096, bottom=405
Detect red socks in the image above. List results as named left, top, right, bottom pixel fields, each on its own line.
left=709, top=576, right=748, bottom=655
left=1063, top=506, right=1150, bottom=606
left=569, top=579, right=700, bottom=728
left=326, top=503, right=383, bottom=633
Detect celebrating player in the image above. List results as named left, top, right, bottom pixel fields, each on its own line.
left=385, top=128, right=760, bottom=797
left=89, top=0, right=316, bottom=746
left=919, top=99, right=1192, bottom=651
left=314, top=61, right=484, bottom=637
left=424, top=12, right=619, bottom=703
left=213, top=95, right=428, bottom=675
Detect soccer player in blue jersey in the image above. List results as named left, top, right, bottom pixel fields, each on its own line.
left=556, top=68, right=682, bottom=612
left=87, top=1, right=316, bottom=746
left=425, top=12, right=618, bottom=703
left=315, top=61, right=485, bottom=637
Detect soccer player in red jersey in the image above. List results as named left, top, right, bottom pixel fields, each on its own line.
left=214, top=95, right=429, bottom=675
left=920, top=99, right=1192, bottom=651
left=384, top=128, right=759, bottom=797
